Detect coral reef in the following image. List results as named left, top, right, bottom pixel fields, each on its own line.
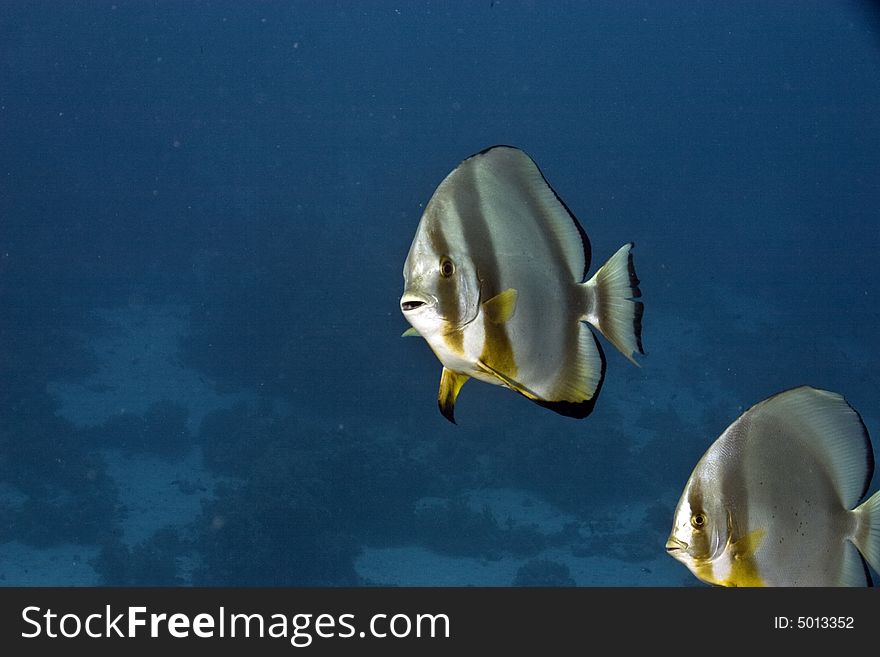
left=0, top=393, right=123, bottom=547
left=194, top=475, right=361, bottom=586
left=93, top=527, right=183, bottom=585
left=193, top=403, right=438, bottom=584
left=501, top=413, right=641, bottom=513
left=512, top=558, right=576, bottom=587
left=413, top=497, right=503, bottom=559
left=198, top=402, right=279, bottom=476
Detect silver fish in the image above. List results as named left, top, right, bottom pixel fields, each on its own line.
left=666, top=386, right=880, bottom=586
left=400, top=145, right=644, bottom=423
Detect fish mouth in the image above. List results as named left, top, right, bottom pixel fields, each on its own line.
left=401, top=299, right=425, bottom=312
left=400, top=293, right=434, bottom=313
left=665, top=537, right=687, bottom=553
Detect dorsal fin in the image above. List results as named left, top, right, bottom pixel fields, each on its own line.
left=747, top=386, right=873, bottom=509
left=462, top=146, right=591, bottom=281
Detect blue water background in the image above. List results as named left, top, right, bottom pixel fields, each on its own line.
left=1, top=1, right=879, bottom=586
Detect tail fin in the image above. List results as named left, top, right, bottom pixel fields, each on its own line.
left=582, top=242, right=644, bottom=365
left=853, top=489, right=880, bottom=577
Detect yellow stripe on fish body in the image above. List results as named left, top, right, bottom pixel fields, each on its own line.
left=479, top=288, right=519, bottom=383
left=442, top=327, right=465, bottom=356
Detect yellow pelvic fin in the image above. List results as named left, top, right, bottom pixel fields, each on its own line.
left=401, top=327, right=421, bottom=337
left=438, top=367, right=469, bottom=424
left=481, top=288, right=518, bottom=324
left=477, top=359, right=540, bottom=401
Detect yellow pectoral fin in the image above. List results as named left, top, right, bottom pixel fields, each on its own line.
left=481, top=288, right=518, bottom=324
left=728, top=527, right=766, bottom=587
left=438, top=367, right=469, bottom=424
left=476, top=359, right=540, bottom=401
left=401, top=327, right=421, bottom=337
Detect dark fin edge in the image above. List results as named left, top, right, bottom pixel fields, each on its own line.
left=850, top=400, right=875, bottom=503
left=438, top=368, right=469, bottom=425
left=633, top=299, right=645, bottom=356
left=627, top=244, right=646, bottom=355
left=439, top=399, right=457, bottom=425
left=858, top=550, right=874, bottom=587
left=534, top=332, right=607, bottom=419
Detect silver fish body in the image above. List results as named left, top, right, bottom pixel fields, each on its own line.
left=400, top=145, right=644, bottom=423
left=666, top=386, right=880, bottom=586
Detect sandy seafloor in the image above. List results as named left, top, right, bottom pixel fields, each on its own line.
left=2, top=301, right=697, bottom=587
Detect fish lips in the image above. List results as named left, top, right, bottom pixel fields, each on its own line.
left=400, top=292, right=436, bottom=314
left=665, top=536, right=688, bottom=554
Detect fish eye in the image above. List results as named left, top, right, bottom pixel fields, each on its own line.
left=439, top=256, right=455, bottom=278
left=691, top=513, right=707, bottom=529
